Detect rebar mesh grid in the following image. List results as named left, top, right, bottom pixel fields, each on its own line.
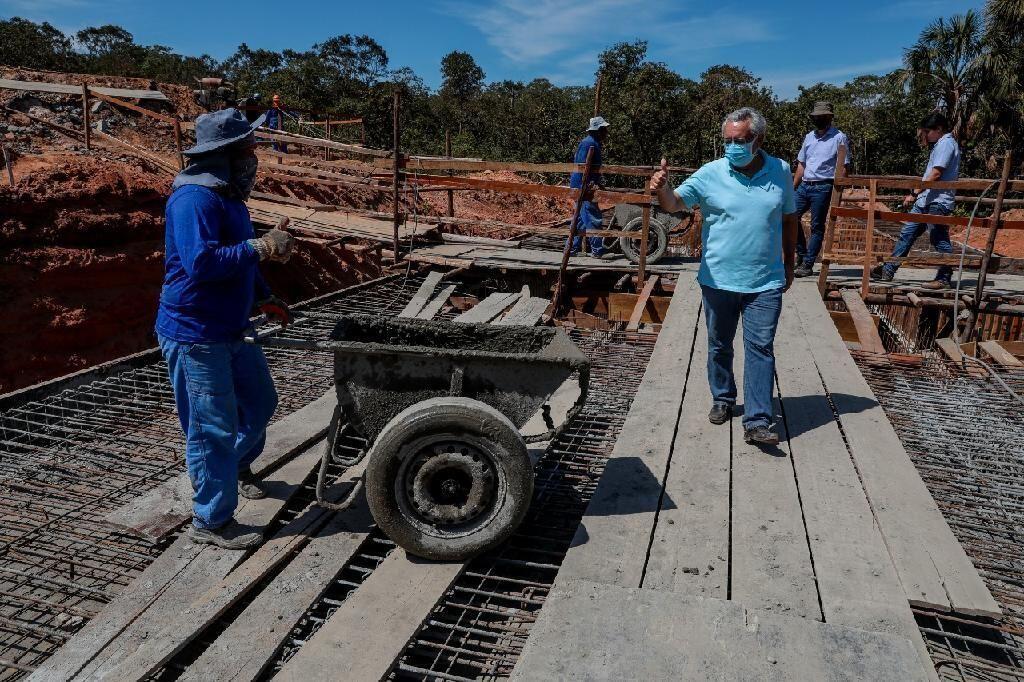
left=381, top=329, right=658, bottom=681
left=0, top=274, right=425, bottom=679
left=854, top=352, right=1024, bottom=681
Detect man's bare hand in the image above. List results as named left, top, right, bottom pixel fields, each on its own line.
left=650, top=158, right=669, bottom=192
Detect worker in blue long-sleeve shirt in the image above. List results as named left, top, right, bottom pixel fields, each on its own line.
left=568, top=116, right=610, bottom=256
left=156, top=108, right=295, bottom=550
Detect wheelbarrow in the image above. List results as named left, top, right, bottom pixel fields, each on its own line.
left=248, top=313, right=590, bottom=561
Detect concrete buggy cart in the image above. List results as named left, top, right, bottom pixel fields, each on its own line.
left=249, top=313, right=590, bottom=561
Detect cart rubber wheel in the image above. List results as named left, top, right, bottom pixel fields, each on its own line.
left=365, top=397, right=533, bottom=561
left=619, top=215, right=668, bottom=265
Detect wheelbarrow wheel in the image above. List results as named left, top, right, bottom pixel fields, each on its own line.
left=619, top=215, right=668, bottom=265
left=365, top=397, right=533, bottom=561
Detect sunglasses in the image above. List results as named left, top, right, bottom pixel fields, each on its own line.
left=723, top=134, right=756, bottom=145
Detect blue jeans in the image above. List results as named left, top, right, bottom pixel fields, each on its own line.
left=157, top=335, right=278, bottom=529
left=794, top=182, right=833, bottom=266
left=701, top=285, right=783, bottom=429
left=881, top=203, right=953, bottom=282
left=567, top=200, right=607, bottom=256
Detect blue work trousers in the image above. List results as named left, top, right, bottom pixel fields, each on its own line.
left=567, top=201, right=607, bottom=256
left=794, top=182, right=833, bottom=266
left=701, top=285, right=784, bottom=429
left=157, top=335, right=278, bottom=529
left=881, top=203, right=953, bottom=283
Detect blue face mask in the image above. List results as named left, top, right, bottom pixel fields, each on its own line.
left=724, top=140, right=756, bottom=167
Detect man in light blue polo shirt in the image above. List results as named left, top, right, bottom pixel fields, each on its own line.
left=651, top=107, right=798, bottom=446
left=872, top=112, right=960, bottom=289
left=793, top=101, right=850, bottom=277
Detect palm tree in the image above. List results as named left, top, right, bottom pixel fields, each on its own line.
left=900, top=10, right=987, bottom=140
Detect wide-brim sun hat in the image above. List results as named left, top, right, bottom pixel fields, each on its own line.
left=587, top=116, right=610, bottom=131
left=184, top=108, right=268, bottom=156
left=809, top=101, right=834, bottom=116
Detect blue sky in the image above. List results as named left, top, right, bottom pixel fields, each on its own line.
left=2, top=0, right=985, bottom=99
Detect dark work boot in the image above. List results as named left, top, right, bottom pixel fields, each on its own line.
left=920, top=279, right=949, bottom=290
left=744, top=425, right=780, bottom=446
left=238, top=467, right=267, bottom=500
left=870, top=265, right=894, bottom=282
left=708, top=402, right=731, bottom=425
left=794, top=263, right=813, bottom=278
left=188, top=519, right=263, bottom=550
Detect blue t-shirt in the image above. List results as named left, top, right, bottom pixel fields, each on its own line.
left=916, top=133, right=960, bottom=211
left=155, top=185, right=271, bottom=343
left=797, top=127, right=851, bottom=181
left=674, top=152, right=796, bottom=293
left=569, top=134, right=603, bottom=190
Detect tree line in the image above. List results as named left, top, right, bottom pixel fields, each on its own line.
left=1, top=2, right=1022, bottom=180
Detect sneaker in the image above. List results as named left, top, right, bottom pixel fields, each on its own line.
left=920, top=279, right=949, bottom=290
left=793, top=263, right=813, bottom=278
left=188, top=519, right=263, bottom=550
left=708, top=402, right=731, bottom=425
left=743, top=425, right=780, bottom=446
left=238, top=468, right=267, bottom=500
left=869, top=265, right=894, bottom=282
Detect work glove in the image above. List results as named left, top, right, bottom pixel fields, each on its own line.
left=256, top=295, right=291, bottom=327
left=248, top=217, right=295, bottom=262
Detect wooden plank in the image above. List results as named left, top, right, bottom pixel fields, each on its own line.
left=642, top=313, right=730, bottom=597
left=101, top=391, right=336, bottom=539
left=397, top=270, right=443, bottom=318
left=557, top=280, right=701, bottom=588
left=408, top=173, right=651, bottom=205
left=275, top=550, right=464, bottom=681
left=0, top=78, right=168, bottom=100
left=626, top=275, right=658, bottom=332
left=831, top=205, right=1024, bottom=231
left=729, top=325, right=821, bottom=621
left=87, top=90, right=177, bottom=124
left=401, top=156, right=695, bottom=177
left=31, top=444, right=326, bottom=681
left=776, top=296, right=938, bottom=676
left=494, top=297, right=550, bottom=326
left=453, top=291, right=520, bottom=324
left=415, top=284, right=456, bottom=321
left=791, top=285, right=999, bottom=617
left=837, top=174, right=1024, bottom=192
left=511, top=580, right=931, bottom=681
left=934, top=337, right=964, bottom=363
left=255, top=128, right=391, bottom=158
left=980, top=340, right=1023, bottom=367
left=840, top=290, right=886, bottom=354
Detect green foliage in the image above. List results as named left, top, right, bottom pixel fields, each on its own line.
left=1, top=4, right=1022, bottom=177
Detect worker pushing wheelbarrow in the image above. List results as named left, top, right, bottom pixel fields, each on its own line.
left=248, top=313, right=590, bottom=561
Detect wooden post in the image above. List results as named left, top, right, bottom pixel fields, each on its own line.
left=861, top=179, right=877, bottom=297
left=325, top=119, right=331, bottom=162
left=593, top=73, right=603, bottom=117
left=965, top=152, right=1013, bottom=340
left=81, top=84, right=91, bottom=150
left=552, top=146, right=595, bottom=314
left=638, top=186, right=652, bottom=284
left=816, top=144, right=847, bottom=296
left=172, top=119, right=184, bottom=170
left=2, top=146, right=13, bottom=186
left=392, top=90, right=402, bottom=264
left=445, top=130, right=454, bottom=218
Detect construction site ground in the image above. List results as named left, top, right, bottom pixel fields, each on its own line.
left=4, top=69, right=1024, bottom=681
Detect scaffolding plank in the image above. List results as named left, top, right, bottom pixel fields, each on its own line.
left=31, top=444, right=325, bottom=682
left=839, top=290, right=885, bottom=354
left=397, top=271, right=443, bottom=318
left=0, top=78, right=168, bottom=100
left=453, top=291, right=520, bottom=324
left=642, top=312, right=729, bottom=597
left=776, top=296, right=937, bottom=677
left=494, top=297, right=549, bottom=326
left=791, top=284, right=999, bottom=617
left=729, top=321, right=821, bottom=621
left=101, top=390, right=336, bottom=540
left=934, top=337, right=963, bottom=363
left=511, top=579, right=930, bottom=681
left=980, top=340, right=1023, bottom=367
left=178, top=507, right=373, bottom=682
left=415, top=284, right=456, bottom=321
left=275, top=550, right=464, bottom=681
left=626, top=275, right=659, bottom=332
left=557, top=279, right=701, bottom=588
